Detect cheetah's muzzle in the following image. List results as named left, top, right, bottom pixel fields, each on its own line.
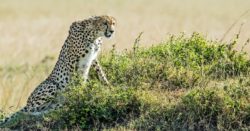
left=105, top=30, right=114, bottom=38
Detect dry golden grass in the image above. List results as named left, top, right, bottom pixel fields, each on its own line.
left=0, top=0, right=250, bottom=112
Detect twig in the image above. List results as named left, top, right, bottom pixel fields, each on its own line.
left=241, top=38, right=250, bottom=52
left=133, top=32, right=143, bottom=54
left=220, top=9, right=250, bottom=42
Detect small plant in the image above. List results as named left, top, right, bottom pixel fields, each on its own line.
left=0, top=111, right=5, bottom=121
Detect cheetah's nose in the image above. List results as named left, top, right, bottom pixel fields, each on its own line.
left=110, top=30, right=114, bottom=34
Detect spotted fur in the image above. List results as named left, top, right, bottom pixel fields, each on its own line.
left=0, top=15, right=116, bottom=128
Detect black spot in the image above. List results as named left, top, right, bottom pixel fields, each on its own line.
left=85, top=50, right=89, bottom=53
left=41, top=106, right=45, bottom=110
left=41, top=98, right=46, bottom=101
left=82, top=54, right=85, bottom=57
left=23, top=107, right=28, bottom=112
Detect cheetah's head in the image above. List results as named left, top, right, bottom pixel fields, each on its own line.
left=92, top=15, right=116, bottom=38
left=69, top=15, right=116, bottom=40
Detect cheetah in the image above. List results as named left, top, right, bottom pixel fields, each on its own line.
left=0, top=15, right=116, bottom=128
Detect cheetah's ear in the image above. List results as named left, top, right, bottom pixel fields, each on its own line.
left=69, top=22, right=77, bottom=34
left=90, top=15, right=97, bottom=19
left=92, top=17, right=103, bottom=26
left=69, top=21, right=85, bottom=34
left=89, top=16, right=99, bottom=22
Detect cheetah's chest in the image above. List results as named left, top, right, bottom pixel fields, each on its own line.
left=78, top=39, right=101, bottom=70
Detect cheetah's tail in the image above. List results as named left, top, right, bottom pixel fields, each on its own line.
left=0, top=111, right=25, bottom=128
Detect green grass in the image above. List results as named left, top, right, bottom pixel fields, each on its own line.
left=2, top=33, right=250, bottom=130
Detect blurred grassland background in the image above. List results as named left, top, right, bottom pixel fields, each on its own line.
left=0, top=0, right=250, bottom=111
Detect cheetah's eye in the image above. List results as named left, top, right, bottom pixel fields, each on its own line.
left=103, top=22, right=108, bottom=26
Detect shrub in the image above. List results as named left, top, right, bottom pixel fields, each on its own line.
left=131, top=79, right=250, bottom=130
left=47, top=80, right=141, bottom=130
left=99, top=33, right=250, bottom=89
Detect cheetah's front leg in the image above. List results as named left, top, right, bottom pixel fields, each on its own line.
left=92, top=59, right=110, bottom=85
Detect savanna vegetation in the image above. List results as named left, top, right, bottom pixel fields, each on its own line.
left=1, top=33, right=249, bottom=130
left=1, top=0, right=250, bottom=130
